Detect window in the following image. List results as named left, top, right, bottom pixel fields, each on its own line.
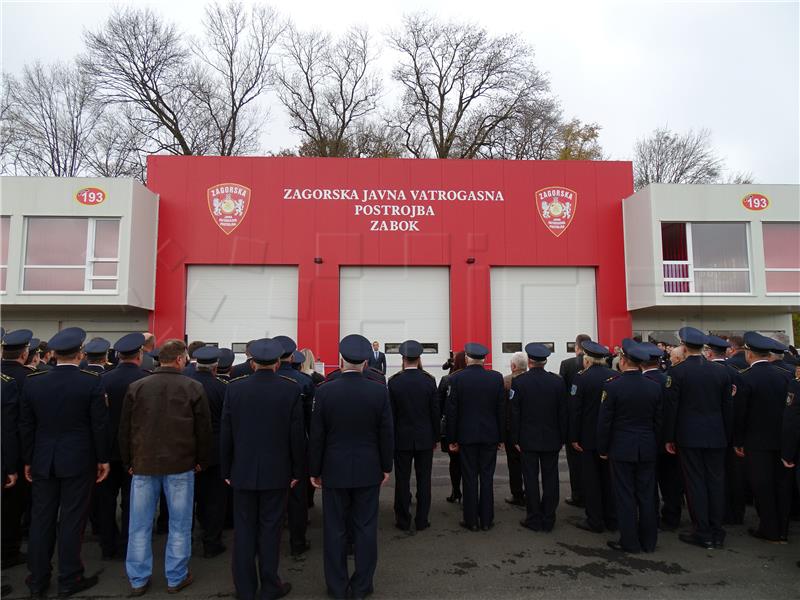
left=763, top=222, right=800, bottom=293
left=661, top=222, right=750, bottom=294
left=23, top=217, right=120, bottom=292
left=0, top=217, right=9, bottom=292
left=502, top=342, right=522, bottom=353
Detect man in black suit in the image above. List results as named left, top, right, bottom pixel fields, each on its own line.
left=388, top=340, right=439, bottom=532
left=509, top=344, right=567, bottom=533
left=96, top=333, right=150, bottom=560
left=221, top=338, right=304, bottom=600
left=368, top=341, right=386, bottom=374
left=309, top=334, right=394, bottom=600
left=446, top=342, right=505, bottom=532
left=19, top=327, right=110, bottom=598
left=664, top=327, right=733, bottom=550
left=559, top=333, right=591, bottom=507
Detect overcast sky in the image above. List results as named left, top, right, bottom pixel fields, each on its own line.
left=2, top=0, right=798, bottom=183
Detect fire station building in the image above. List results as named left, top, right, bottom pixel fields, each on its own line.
left=1, top=157, right=798, bottom=375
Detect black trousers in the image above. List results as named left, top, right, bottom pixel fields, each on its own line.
left=746, top=449, right=793, bottom=540
left=611, top=459, right=657, bottom=552
left=27, top=472, right=94, bottom=593
left=1, top=476, right=28, bottom=562
left=96, top=461, right=131, bottom=555
left=446, top=448, right=461, bottom=494
left=656, top=451, right=683, bottom=528
left=393, top=449, right=433, bottom=529
left=520, top=450, right=559, bottom=531
left=232, top=488, right=287, bottom=600
left=565, top=444, right=584, bottom=502
left=506, top=442, right=524, bottom=499
left=582, top=450, right=616, bottom=531
left=287, top=459, right=308, bottom=550
left=195, top=464, right=227, bottom=549
left=460, top=443, right=497, bottom=528
left=724, top=447, right=746, bottom=524
left=322, top=485, right=380, bottom=599
left=679, top=447, right=726, bottom=544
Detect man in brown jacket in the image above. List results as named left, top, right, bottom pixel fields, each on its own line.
left=118, top=339, right=212, bottom=596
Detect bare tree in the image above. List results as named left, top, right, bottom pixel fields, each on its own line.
left=633, top=127, right=724, bottom=189
left=387, top=13, right=548, bottom=159
left=479, top=97, right=563, bottom=159
left=277, top=25, right=382, bottom=157
left=84, top=107, right=148, bottom=180
left=2, top=61, right=101, bottom=176
left=190, top=1, right=284, bottom=155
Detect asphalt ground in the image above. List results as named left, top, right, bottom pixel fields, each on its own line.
left=2, top=452, right=799, bottom=599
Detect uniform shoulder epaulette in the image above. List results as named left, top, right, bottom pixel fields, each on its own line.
left=229, top=375, right=249, bottom=383
left=420, top=369, right=435, bottom=380
left=279, top=374, right=299, bottom=384
left=576, top=369, right=585, bottom=376
left=1, top=373, right=12, bottom=383
left=388, top=370, right=403, bottom=381
left=80, top=369, right=101, bottom=377
left=605, top=376, right=617, bottom=382
left=26, top=370, right=48, bottom=378
left=217, top=377, right=228, bottom=384
left=738, top=365, right=752, bottom=374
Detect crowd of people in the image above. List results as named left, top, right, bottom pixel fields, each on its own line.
left=1, top=325, right=799, bottom=599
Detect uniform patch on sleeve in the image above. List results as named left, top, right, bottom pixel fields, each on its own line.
left=601, top=390, right=607, bottom=403
left=570, top=384, right=577, bottom=396
left=508, top=389, right=515, bottom=400
left=788, top=392, right=796, bottom=407
left=731, top=384, right=737, bottom=397
left=665, top=376, right=672, bottom=388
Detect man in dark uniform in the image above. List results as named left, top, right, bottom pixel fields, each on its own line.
left=19, top=327, right=110, bottom=598
left=96, top=333, right=149, bottom=560
left=735, top=332, right=794, bottom=543
left=84, top=338, right=111, bottom=373
left=664, top=326, right=733, bottom=550
left=1, top=329, right=34, bottom=570
left=598, top=342, right=661, bottom=553
left=217, top=348, right=235, bottom=381
left=509, top=344, right=567, bottom=532
left=640, top=342, right=682, bottom=531
left=324, top=364, right=386, bottom=386
left=780, top=374, right=800, bottom=564
left=309, top=334, right=393, bottom=599
left=188, top=346, right=229, bottom=558
left=1, top=372, right=19, bottom=597
left=221, top=338, right=304, bottom=600
left=725, top=335, right=749, bottom=371
left=230, top=341, right=256, bottom=379
left=388, top=340, right=439, bottom=532
left=568, top=340, right=619, bottom=533
left=559, top=334, right=590, bottom=508
left=274, top=336, right=313, bottom=557
left=445, top=342, right=505, bottom=532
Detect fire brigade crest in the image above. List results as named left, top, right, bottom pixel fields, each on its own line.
left=535, top=186, right=577, bottom=237
left=208, top=183, right=250, bottom=235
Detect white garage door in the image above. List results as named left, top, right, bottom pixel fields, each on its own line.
left=186, top=266, right=298, bottom=363
left=491, top=267, right=597, bottom=375
left=340, top=267, right=450, bottom=379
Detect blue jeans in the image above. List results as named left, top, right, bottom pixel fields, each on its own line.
left=126, top=470, right=194, bottom=588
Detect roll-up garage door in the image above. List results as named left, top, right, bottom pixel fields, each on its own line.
left=185, top=265, right=298, bottom=363
left=490, top=267, right=597, bottom=374
left=339, top=267, right=450, bottom=379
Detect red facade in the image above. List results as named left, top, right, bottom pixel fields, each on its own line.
left=147, top=156, right=633, bottom=365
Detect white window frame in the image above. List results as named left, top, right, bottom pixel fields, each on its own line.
left=20, top=216, right=121, bottom=295
left=662, top=222, right=753, bottom=296
left=763, top=222, right=800, bottom=296
left=0, top=215, right=8, bottom=294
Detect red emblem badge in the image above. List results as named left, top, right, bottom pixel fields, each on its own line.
left=535, top=186, right=577, bottom=237
left=207, top=183, right=251, bottom=235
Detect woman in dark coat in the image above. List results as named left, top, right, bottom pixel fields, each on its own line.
left=439, top=351, right=467, bottom=502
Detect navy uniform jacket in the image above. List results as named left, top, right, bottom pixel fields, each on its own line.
left=663, top=355, right=733, bottom=448
left=102, top=362, right=149, bottom=462
left=309, top=371, right=394, bottom=488
left=726, top=351, right=748, bottom=372
left=188, top=369, right=228, bottom=467
left=278, top=363, right=314, bottom=434
left=445, top=364, right=505, bottom=445
left=324, top=367, right=386, bottom=386
left=597, top=371, right=662, bottom=462
left=220, top=370, right=304, bottom=489
left=558, top=355, right=583, bottom=391
left=2, top=374, right=19, bottom=478
left=569, top=364, right=619, bottom=451
left=781, top=379, right=800, bottom=463
left=19, top=365, right=109, bottom=480
left=230, top=360, right=254, bottom=379
left=734, top=361, right=793, bottom=450
left=1, top=359, right=34, bottom=391
left=509, top=368, right=567, bottom=452
left=84, top=364, right=107, bottom=374
left=387, top=368, right=439, bottom=452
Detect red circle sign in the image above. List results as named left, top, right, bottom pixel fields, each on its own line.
left=75, top=187, right=106, bottom=206
left=741, top=193, right=769, bottom=211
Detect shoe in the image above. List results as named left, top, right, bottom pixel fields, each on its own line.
left=505, top=496, right=525, bottom=507
left=25, top=575, right=49, bottom=599
left=275, top=582, right=292, bottom=598
left=712, top=540, right=724, bottom=549
left=2, top=551, right=26, bottom=570
left=459, top=521, right=479, bottom=532
left=129, top=580, right=151, bottom=597
left=415, top=521, right=431, bottom=531
left=480, top=523, right=494, bottom=531
left=606, top=541, right=639, bottom=553
left=565, top=497, right=585, bottom=508
left=57, top=574, right=99, bottom=598
left=446, top=492, right=462, bottom=504
left=678, top=532, right=713, bottom=549
left=203, top=543, right=226, bottom=558
left=574, top=520, right=603, bottom=533
left=167, top=573, right=193, bottom=594
left=290, top=541, right=310, bottom=556
left=519, top=519, right=541, bottom=531
left=747, top=528, right=783, bottom=544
